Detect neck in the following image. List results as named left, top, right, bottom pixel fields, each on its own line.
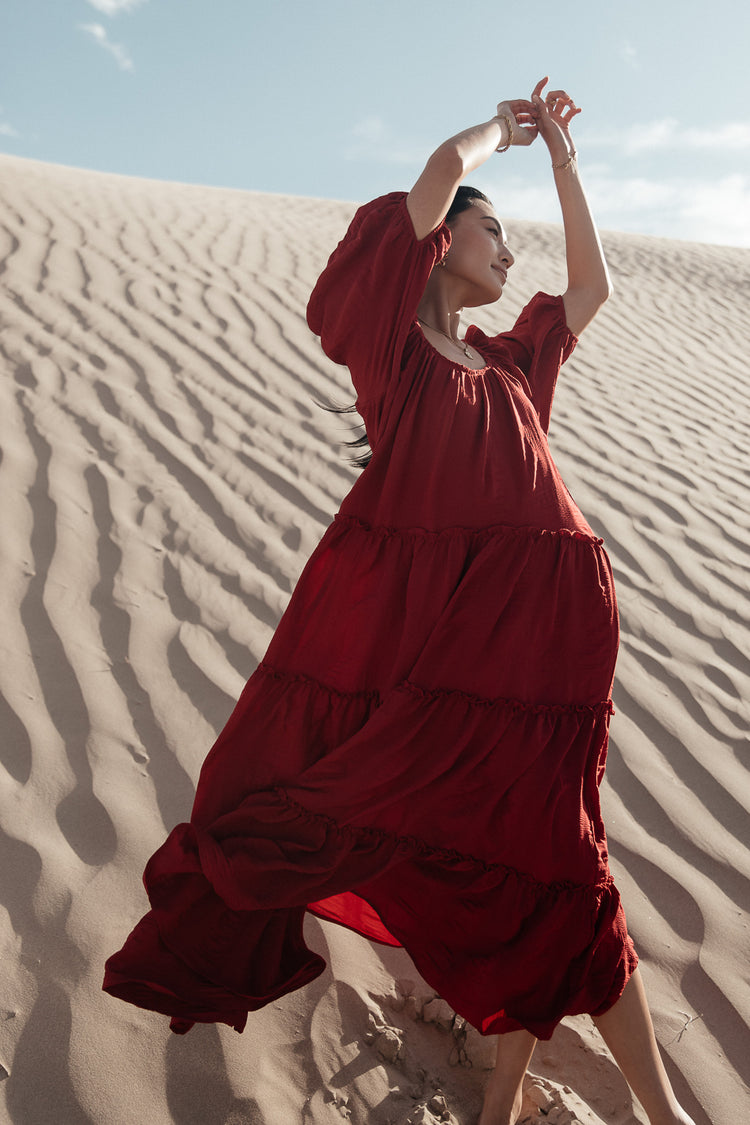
left=418, top=268, right=474, bottom=339
left=417, top=296, right=462, bottom=340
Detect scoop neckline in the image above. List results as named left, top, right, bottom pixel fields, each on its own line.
left=413, top=320, right=490, bottom=374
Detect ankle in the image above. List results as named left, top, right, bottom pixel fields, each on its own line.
left=478, top=1084, right=523, bottom=1125
left=477, top=1108, right=519, bottom=1125
left=648, top=1108, right=696, bottom=1125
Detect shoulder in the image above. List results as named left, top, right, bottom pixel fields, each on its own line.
left=340, top=192, right=415, bottom=245
left=470, top=293, right=576, bottom=352
left=514, top=292, right=571, bottom=327
left=311, top=191, right=447, bottom=289
left=306, top=193, right=450, bottom=381
left=467, top=293, right=578, bottom=391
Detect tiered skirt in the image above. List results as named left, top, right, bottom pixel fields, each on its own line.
left=103, top=516, right=638, bottom=1039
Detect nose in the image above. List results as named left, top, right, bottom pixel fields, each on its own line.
left=500, top=242, right=514, bottom=268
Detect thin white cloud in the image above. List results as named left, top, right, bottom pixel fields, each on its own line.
left=620, top=41, right=640, bottom=69
left=345, top=115, right=425, bottom=166
left=0, top=108, right=20, bottom=138
left=586, top=171, right=750, bottom=245
left=80, top=22, right=134, bottom=71
left=350, top=116, right=388, bottom=147
left=85, top=0, right=149, bottom=14
left=676, top=174, right=750, bottom=245
left=474, top=169, right=750, bottom=247
left=584, top=118, right=750, bottom=155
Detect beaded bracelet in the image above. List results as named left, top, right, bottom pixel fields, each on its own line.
left=494, top=114, right=513, bottom=153
left=552, top=149, right=578, bottom=172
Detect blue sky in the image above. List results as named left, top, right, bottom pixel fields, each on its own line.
left=3, top=0, right=749, bottom=246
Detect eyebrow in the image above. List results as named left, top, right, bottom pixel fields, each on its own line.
left=483, top=217, right=502, bottom=235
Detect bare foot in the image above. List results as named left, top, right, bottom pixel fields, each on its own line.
left=638, top=1110, right=698, bottom=1125
left=667, top=1112, right=698, bottom=1125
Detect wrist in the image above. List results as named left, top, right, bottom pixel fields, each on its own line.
left=552, top=147, right=577, bottom=172
left=544, top=130, right=576, bottom=166
left=492, top=113, right=513, bottom=153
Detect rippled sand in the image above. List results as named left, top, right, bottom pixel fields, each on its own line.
left=0, top=153, right=747, bottom=1124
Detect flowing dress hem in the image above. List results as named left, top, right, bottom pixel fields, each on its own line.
left=103, top=785, right=635, bottom=1040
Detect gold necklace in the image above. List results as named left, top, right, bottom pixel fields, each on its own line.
left=418, top=317, right=473, bottom=360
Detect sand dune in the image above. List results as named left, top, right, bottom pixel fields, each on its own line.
left=0, top=152, right=748, bottom=1124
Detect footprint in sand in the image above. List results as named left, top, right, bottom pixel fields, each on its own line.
left=364, top=992, right=463, bottom=1124
left=379, top=983, right=595, bottom=1124
left=387, top=981, right=496, bottom=1072
left=518, top=1079, right=591, bottom=1124
left=405, top=1092, right=459, bottom=1125
left=364, top=1007, right=406, bottom=1064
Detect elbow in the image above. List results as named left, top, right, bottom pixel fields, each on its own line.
left=427, top=142, right=469, bottom=184
left=597, top=278, right=614, bottom=307
left=586, top=284, right=612, bottom=324
left=563, top=277, right=612, bottom=336
left=590, top=270, right=613, bottom=308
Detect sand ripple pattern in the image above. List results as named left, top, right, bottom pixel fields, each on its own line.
left=0, top=154, right=747, bottom=1123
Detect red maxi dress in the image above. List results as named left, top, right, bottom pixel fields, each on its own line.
left=103, top=192, right=638, bottom=1040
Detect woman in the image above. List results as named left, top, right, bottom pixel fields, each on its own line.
left=104, top=79, right=699, bottom=1125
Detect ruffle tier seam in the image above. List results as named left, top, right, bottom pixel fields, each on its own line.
left=257, top=661, right=613, bottom=718
left=277, top=787, right=613, bottom=897
left=401, top=679, right=615, bottom=718
left=257, top=661, right=381, bottom=704
left=334, top=513, right=604, bottom=547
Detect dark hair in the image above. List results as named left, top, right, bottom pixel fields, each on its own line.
left=321, top=186, right=492, bottom=470
left=445, top=184, right=492, bottom=222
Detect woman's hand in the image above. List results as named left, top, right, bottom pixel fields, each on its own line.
left=529, top=77, right=581, bottom=163
left=525, top=77, right=610, bottom=335
left=495, top=99, right=539, bottom=147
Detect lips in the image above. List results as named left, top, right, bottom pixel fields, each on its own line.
left=492, top=266, right=507, bottom=282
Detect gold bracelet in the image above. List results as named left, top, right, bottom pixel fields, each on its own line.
left=495, top=114, right=513, bottom=153
left=552, top=149, right=578, bottom=172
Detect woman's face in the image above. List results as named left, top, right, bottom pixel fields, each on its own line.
left=444, top=200, right=514, bottom=307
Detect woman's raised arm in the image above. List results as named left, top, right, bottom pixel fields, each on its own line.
left=529, top=77, right=612, bottom=336
left=406, top=99, right=537, bottom=241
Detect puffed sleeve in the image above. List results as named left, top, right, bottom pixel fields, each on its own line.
left=306, top=192, right=451, bottom=406
left=474, top=293, right=578, bottom=433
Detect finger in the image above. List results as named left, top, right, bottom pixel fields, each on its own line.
left=561, top=105, right=582, bottom=124
left=546, top=90, right=573, bottom=105
left=511, top=121, right=538, bottom=144
left=505, top=103, right=540, bottom=128
left=532, top=77, right=548, bottom=98
left=550, top=98, right=578, bottom=120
